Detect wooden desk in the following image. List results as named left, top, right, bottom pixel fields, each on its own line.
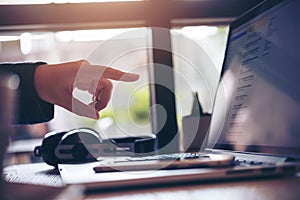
left=3, top=163, right=300, bottom=200
left=85, top=174, right=300, bottom=200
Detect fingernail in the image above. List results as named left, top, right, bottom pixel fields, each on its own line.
left=123, top=73, right=140, bottom=81
left=131, top=73, right=140, bottom=78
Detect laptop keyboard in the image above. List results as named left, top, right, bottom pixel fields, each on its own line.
left=234, top=158, right=274, bottom=167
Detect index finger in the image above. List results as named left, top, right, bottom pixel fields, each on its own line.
left=102, top=67, right=140, bottom=82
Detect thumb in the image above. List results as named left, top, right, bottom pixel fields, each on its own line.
left=71, top=98, right=99, bottom=119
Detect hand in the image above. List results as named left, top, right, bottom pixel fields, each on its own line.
left=34, top=60, right=139, bottom=119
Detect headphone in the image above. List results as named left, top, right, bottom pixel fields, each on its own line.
left=34, top=128, right=104, bottom=167
left=34, top=128, right=156, bottom=167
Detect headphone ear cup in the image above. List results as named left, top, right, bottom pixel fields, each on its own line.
left=34, top=128, right=102, bottom=167
left=34, top=131, right=67, bottom=167
left=56, top=128, right=101, bottom=164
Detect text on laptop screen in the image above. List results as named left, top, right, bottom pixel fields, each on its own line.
left=208, top=0, right=300, bottom=157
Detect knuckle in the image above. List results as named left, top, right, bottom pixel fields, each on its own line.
left=100, top=78, right=113, bottom=89
left=78, top=59, right=89, bottom=65
left=106, top=79, right=113, bottom=88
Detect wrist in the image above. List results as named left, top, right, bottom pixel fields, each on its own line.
left=34, top=64, right=55, bottom=105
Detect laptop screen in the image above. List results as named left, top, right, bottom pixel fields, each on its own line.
left=208, top=0, right=300, bottom=158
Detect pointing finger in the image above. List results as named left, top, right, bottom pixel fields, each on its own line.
left=102, top=67, right=140, bottom=82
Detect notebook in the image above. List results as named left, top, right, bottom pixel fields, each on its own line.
left=58, top=0, right=300, bottom=191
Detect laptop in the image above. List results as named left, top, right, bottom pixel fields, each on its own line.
left=59, top=0, right=300, bottom=191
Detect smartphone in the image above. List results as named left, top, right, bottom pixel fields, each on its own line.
left=93, top=153, right=235, bottom=173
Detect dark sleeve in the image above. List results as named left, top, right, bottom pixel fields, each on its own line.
left=0, top=62, right=54, bottom=124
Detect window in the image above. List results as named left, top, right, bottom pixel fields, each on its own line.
left=171, top=25, right=229, bottom=115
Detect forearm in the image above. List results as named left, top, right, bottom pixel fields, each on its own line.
left=0, top=62, right=54, bottom=124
